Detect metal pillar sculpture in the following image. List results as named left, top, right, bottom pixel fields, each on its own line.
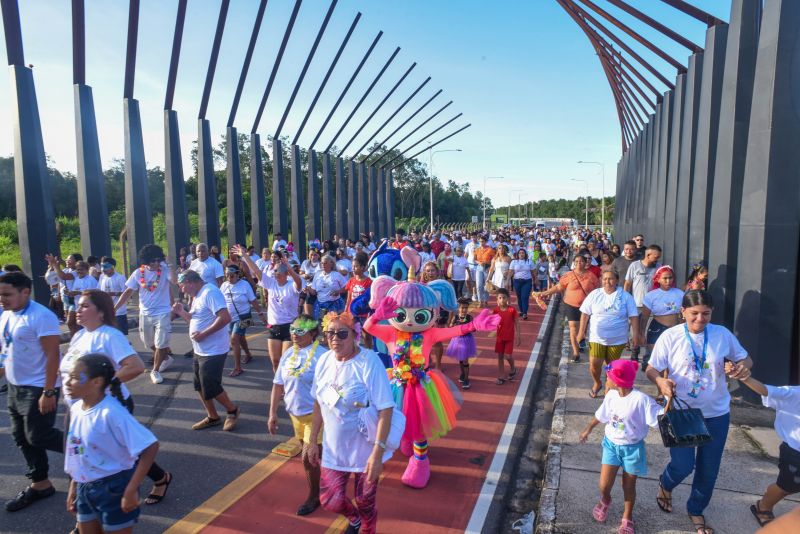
left=272, top=139, right=288, bottom=237
left=307, top=149, right=321, bottom=242
left=368, top=166, right=379, bottom=238
left=358, top=161, right=368, bottom=236
left=290, top=144, right=306, bottom=259
left=663, top=74, right=686, bottom=266
left=322, top=152, right=335, bottom=240
left=226, top=126, right=246, bottom=246
left=250, top=134, right=268, bottom=251
left=386, top=168, right=395, bottom=236
left=347, top=159, right=359, bottom=238
left=2, top=0, right=58, bottom=302
left=654, top=91, right=674, bottom=248
left=376, top=166, right=386, bottom=239
left=335, top=156, right=347, bottom=238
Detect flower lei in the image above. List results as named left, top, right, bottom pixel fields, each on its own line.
left=139, top=265, right=162, bottom=292
left=288, top=340, right=319, bottom=378
left=389, top=331, right=427, bottom=386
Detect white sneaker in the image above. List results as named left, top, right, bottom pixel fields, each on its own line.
left=150, top=370, right=163, bottom=384
left=471, top=294, right=478, bottom=302
left=158, top=356, right=174, bottom=373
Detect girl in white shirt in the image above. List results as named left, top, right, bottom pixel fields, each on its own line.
left=641, top=266, right=684, bottom=366
left=220, top=266, right=265, bottom=377
left=579, top=359, right=662, bottom=534
left=65, top=354, right=159, bottom=533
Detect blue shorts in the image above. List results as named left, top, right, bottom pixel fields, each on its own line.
left=76, top=468, right=139, bottom=531
left=601, top=436, right=648, bottom=476
left=229, top=313, right=252, bottom=336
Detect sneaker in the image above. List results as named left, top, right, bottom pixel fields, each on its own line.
left=471, top=294, right=478, bottom=302
left=150, top=370, right=163, bottom=384
left=462, top=379, right=471, bottom=390
left=223, top=407, right=240, bottom=431
left=458, top=372, right=465, bottom=385
left=158, top=356, right=174, bottom=373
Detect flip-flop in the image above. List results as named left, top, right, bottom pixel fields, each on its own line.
left=571, top=354, right=580, bottom=362
left=242, top=354, right=253, bottom=364
left=508, top=369, right=518, bottom=380
left=589, top=387, right=602, bottom=399
left=656, top=477, right=672, bottom=513
left=229, top=369, right=244, bottom=377
left=750, top=501, right=775, bottom=526
left=495, top=378, right=506, bottom=385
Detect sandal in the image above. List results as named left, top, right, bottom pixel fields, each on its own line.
left=618, top=518, right=634, bottom=534
left=508, top=368, right=518, bottom=380
left=229, top=368, right=244, bottom=377
left=589, top=386, right=602, bottom=399
left=242, top=354, right=253, bottom=364
left=495, top=378, right=506, bottom=385
left=689, top=514, right=713, bottom=534
left=656, top=476, right=672, bottom=513
left=192, top=416, right=221, bottom=430
left=571, top=354, right=580, bottom=363
left=144, top=472, right=173, bottom=505
left=750, top=500, right=775, bottom=526
left=592, top=497, right=611, bottom=522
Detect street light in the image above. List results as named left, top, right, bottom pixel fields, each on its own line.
left=509, top=188, right=524, bottom=225
left=571, top=178, right=589, bottom=227
left=578, top=160, right=605, bottom=233
left=429, top=148, right=462, bottom=232
left=483, top=176, right=503, bottom=230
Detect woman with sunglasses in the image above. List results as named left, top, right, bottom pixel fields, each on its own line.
left=269, top=315, right=326, bottom=516
left=220, top=265, right=266, bottom=377
left=307, top=312, right=395, bottom=534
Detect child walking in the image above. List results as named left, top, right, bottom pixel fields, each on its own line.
left=65, top=354, right=159, bottom=533
left=446, top=297, right=478, bottom=390
left=726, top=363, right=800, bottom=527
left=493, top=288, right=521, bottom=385
left=579, top=359, right=662, bottom=534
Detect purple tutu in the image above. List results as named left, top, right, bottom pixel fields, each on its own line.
left=446, top=332, right=477, bottom=362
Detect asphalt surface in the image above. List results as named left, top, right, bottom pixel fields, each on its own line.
left=0, top=321, right=287, bottom=534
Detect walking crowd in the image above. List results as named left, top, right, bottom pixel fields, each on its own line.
left=0, top=223, right=797, bottom=533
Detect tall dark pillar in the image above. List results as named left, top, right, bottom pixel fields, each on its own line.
left=376, top=166, right=386, bottom=239
left=164, top=110, right=189, bottom=262
left=226, top=126, right=246, bottom=247
left=708, top=0, right=759, bottom=326
left=321, top=152, right=334, bottom=241
left=735, top=0, right=800, bottom=384
left=197, top=118, right=220, bottom=248
left=124, top=98, right=154, bottom=268
left=368, top=165, right=379, bottom=237
left=335, top=156, right=347, bottom=238
left=358, top=161, right=368, bottom=237
left=689, top=25, right=728, bottom=269
left=347, top=159, right=359, bottom=238
left=8, top=63, right=58, bottom=303
left=74, top=84, right=110, bottom=258
left=386, top=168, right=395, bottom=236
left=307, top=149, right=321, bottom=241
left=655, top=92, right=674, bottom=248
left=290, top=144, right=307, bottom=260
left=250, top=133, right=268, bottom=252
left=664, top=75, right=687, bottom=266
left=645, top=111, right=661, bottom=244
left=272, top=138, right=288, bottom=239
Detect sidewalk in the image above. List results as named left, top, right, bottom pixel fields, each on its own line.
left=538, top=323, right=800, bottom=534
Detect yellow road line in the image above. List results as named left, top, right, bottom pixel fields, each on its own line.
left=164, top=454, right=291, bottom=534
left=324, top=516, right=350, bottom=534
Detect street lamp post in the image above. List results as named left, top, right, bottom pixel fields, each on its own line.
left=429, top=148, right=461, bottom=233
left=483, top=176, right=503, bottom=230
left=578, top=160, right=605, bottom=233
left=508, top=188, right=523, bottom=225
left=571, top=178, right=589, bottom=227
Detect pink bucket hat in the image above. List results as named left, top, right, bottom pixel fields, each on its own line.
left=606, top=359, right=639, bottom=389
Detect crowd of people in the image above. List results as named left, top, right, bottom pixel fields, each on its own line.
left=0, top=223, right=796, bottom=534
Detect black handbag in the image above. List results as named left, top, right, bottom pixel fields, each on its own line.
left=657, top=396, right=713, bottom=448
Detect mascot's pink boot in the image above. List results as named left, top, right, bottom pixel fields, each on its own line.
left=401, top=456, right=431, bottom=489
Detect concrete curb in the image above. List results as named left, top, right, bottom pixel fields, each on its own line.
left=535, top=323, right=570, bottom=534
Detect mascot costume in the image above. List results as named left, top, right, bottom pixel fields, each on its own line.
left=363, top=271, right=500, bottom=488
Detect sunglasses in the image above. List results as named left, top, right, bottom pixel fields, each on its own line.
left=323, top=329, right=350, bottom=340
left=289, top=327, right=311, bottom=336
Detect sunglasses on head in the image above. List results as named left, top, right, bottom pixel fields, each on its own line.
left=324, top=329, right=350, bottom=340
left=289, top=327, right=311, bottom=336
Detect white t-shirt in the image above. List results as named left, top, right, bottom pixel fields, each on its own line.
left=419, top=252, right=436, bottom=265
left=336, top=259, right=353, bottom=276
left=762, top=385, right=800, bottom=452
left=451, top=256, right=469, bottom=281
left=189, top=257, right=224, bottom=285
left=579, top=287, right=639, bottom=345
left=59, top=268, right=75, bottom=298
left=272, top=239, right=288, bottom=251
left=312, top=348, right=396, bottom=472
left=1, top=301, right=61, bottom=387
left=65, top=395, right=157, bottom=483
left=189, top=284, right=231, bottom=356
left=509, top=259, right=533, bottom=280
left=301, top=260, right=321, bottom=279
left=311, top=270, right=347, bottom=304
left=260, top=275, right=301, bottom=325
left=274, top=342, right=326, bottom=417
left=625, top=260, right=661, bottom=306
left=45, top=269, right=59, bottom=287
left=642, top=287, right=684, bottom=316
left=649, top=323, right=748, bottom=417
left=60, top=325, right=137, bottom=404
left=256, top=258, right=272, bottom=273
left=71, top=274, right=99, bottom=293
left=125, top=263, right=172, bottom=317
left=595, top=389, right=662, bottom=445
left=464, top=241, right=479, bottom=264
left=99, top=271, right=128, bottom=316
left=220, top=279, right=256, bottom=321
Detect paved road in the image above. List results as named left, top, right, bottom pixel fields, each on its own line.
left=0, top=321, right=286, bottom=534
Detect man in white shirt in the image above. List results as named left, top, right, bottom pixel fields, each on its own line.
left=189, top=243, right=224, bottom=287
left=172, top=269, right=240, bottom=431
left=463, top=233, right=480, bottom=301
left=272, top=232, right=288, bottom=252
left=98, top=257, right=129, bottom=335
left=0, top=272, right=63, bottom=512
left=115, top=244, right=177, bottom=384
left=624, top=244, right=662, bottom=363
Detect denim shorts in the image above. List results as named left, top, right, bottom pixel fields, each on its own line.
left=601, top=436, right=648, bottom=476
left=229, top=313, right=252, bottom=336
left=76, top=468, right=139, bottom=531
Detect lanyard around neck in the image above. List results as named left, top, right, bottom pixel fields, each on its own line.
left=683, top=323, right=708, bottom=373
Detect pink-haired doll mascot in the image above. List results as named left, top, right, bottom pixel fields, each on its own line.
left=364, top=271, right=501, bottom=488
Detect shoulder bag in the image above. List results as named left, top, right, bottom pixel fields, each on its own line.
left=657, top=395, right=712, bottom=448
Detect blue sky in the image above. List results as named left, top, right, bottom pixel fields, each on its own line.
left=0, top=0, right=729, bottom=208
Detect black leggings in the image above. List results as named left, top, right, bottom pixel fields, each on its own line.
left=452, top=280, right=466, bottom=298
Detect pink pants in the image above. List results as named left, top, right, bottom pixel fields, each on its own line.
left=320, top=467, right=378, bottom=533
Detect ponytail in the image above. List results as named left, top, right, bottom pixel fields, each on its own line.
left=76, top=353, right=126, bottom=406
